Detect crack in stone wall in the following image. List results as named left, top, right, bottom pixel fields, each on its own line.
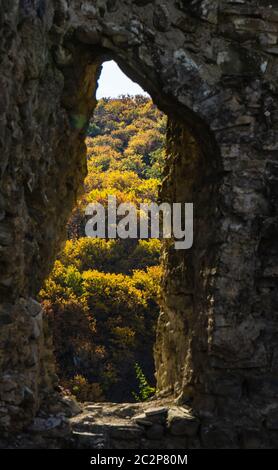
left=0, top=1, right=278, bottom=447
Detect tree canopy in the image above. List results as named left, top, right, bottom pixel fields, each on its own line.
left=40, top=96, right=166, bottom=402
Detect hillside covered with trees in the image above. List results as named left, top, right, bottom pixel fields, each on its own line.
left=40, top=96, right=166, bottom=402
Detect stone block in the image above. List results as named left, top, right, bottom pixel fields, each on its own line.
left=146, top=424, right=164, bottom=440
left=168, top=407, right=199, bottom=437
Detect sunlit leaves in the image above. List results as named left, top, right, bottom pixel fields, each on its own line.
left=40, top=95, right=166, bottom=402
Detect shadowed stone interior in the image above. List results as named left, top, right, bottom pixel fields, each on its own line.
left=0, top=0, right=278, bottom=448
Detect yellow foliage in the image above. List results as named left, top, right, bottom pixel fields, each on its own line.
left=41, top=95, right=164, bottom=402
left=63, top=375, right=104, bottom=402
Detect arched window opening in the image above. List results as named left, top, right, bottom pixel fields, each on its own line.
left=39, top=61, right=167, bottom=403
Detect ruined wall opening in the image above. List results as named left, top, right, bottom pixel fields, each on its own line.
left=40, top=60, right=167, bottom=403
left=0, top=29, right=224, bottom=438
left=1, top=0, right=277, bottom=449
left=37, top=46, right=222, bottom=410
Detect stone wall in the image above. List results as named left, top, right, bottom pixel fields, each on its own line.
left=0, top=0, right=278, bottom=447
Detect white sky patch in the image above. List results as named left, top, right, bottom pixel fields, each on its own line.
left=96, top=60, right=149, bottom=99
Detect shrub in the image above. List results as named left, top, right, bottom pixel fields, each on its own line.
left=132, top=363, right=156, bottom=402
left=62, top=375, right=104, bottom=402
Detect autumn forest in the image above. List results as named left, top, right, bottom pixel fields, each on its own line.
left=39, top=96, right=166, bottom=403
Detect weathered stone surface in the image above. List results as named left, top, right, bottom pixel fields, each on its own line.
left=145, top=407, right=168, bottom=424
left=109, top=425, right=143, bottom=440
left=0, top=0, right=278, bottom=449
left=59, top=396, right=83, bottom=417
left=134, top=0, right=153, bottom=5
left=145, top=407, right=168, bottom=417
left=153, top=4, right=170, bottom=32
left=266, top=410, right=278, bottom=431
left=28, top=416, right=63, bottom=433
left=133, top=414, right=153, bottom=426
left=240, top=429, right=265, bottom=450
left=201, top=422, right=238, bottom=449
left=70, top=402, right=196, bottom=449
left=73, top=431, right=107, bottom=450
left=168, top=407, right=199, bottom=437
left=146, top=424, right=164, bottom=440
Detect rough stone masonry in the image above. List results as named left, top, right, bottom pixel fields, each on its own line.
left=0, top=0, right=278, bottom=448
